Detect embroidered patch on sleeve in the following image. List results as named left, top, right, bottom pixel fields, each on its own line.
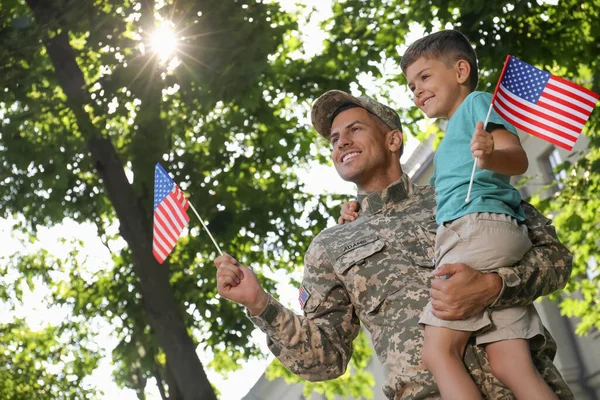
left=298, top=285, right=311, bottom=309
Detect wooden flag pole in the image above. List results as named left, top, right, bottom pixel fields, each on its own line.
left=188, top=203, right=223, bottom=255
left=465, top=103, right=494, bottom=203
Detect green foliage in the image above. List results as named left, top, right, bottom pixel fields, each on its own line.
left=265, top=330, right=375, bottom=400
left=1, top=0, right=599, bottom=398
left=0, top=0, right=355, bottom=397
left=532, top=139, right=600, bottom=335
left=0, top=319, right=101, bottom=399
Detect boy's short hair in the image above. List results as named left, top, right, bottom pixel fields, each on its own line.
left=400, top=30, right=479, bottom=91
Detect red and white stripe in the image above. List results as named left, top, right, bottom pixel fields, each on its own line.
left=152, top=185, right=190, bottom=264
left=494, top=75, right=599, bottom=151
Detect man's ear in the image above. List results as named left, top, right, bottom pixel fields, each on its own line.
left=388, top=130, right=403, bottom=152
left=456, top=60, right=471, bottom=85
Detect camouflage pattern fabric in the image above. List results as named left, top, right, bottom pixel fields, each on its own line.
left=311, top=89, right=403, bottom=139
left=249, top=174, right=574, bottom=399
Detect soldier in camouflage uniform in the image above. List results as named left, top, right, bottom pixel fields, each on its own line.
left=214, top=90, right=574, bottom=399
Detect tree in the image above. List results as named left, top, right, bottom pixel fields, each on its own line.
left=0, top=0, right=348, bottom=398
left=0, top=243, right=102, bottom=400
left=2, top=0, right=598, bottom=399
left=0, top=319, right=100, bottom=400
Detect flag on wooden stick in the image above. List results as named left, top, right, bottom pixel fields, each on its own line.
left=152, top=163, right=190, bottom=264
left=491, top=55, right=599, bottom=151
left=466, top=55, right=599, bottom=203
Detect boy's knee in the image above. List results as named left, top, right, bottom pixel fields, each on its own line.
left=489, top=356, right=512, bottom=383
left=421, top=343, right=437, bottom=371
left=421, top=339, right=463, bottom=371
left=421, top=343, right=432, bottom=369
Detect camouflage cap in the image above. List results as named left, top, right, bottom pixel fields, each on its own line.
left=311, top=90, right=402, bottom=139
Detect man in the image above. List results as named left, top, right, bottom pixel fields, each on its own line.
left=214, top=90, right=574, bottom=399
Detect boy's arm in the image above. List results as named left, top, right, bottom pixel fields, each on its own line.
left=471, top=121, right=528, bottom=175
left=490, top=201, right=572, bottom=308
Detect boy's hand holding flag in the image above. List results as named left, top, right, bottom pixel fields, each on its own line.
left=466, top=55, right=599, bottom=202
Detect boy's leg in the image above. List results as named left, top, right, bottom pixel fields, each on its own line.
left=422, top=325, right=482, bottom=400
left=486, top=339, right=559, bottom=400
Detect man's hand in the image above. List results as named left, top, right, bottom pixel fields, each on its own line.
left=214, top=253, right=269, bottom=316
left=470, top=121, right=494, bottom=169
left=338, top=200, right=360, bottom=225
left=429, top=262, right=503, bottom=320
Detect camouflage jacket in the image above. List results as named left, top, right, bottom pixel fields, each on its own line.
left=249, top=174, right=574, bottom=399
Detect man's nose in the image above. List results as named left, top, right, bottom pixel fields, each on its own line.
left=336, top=134, right=351, bottom=149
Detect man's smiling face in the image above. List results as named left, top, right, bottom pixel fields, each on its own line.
left=330, top=107, right=399, bottom=191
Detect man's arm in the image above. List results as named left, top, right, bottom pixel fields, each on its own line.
left=214, top=240, right=360, bottom=381
left=429, top=202, right=572, bottom=319
left=491, top=201, right=572, bottom=308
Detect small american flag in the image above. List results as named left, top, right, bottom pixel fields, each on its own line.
left=153, top=163, right=190, bottom=264
left=298, top=285, right=310, bottom=309
left=492, top=55, right=599, bottom=151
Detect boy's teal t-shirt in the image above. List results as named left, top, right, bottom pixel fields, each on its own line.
left=432, top=91, right=525, bottom=225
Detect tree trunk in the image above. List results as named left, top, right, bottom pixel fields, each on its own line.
left=152, top=365, right=168, bottom=400
left=25, top=1, right=217, bottom=399
left=166, top=362, right=186, bottom=400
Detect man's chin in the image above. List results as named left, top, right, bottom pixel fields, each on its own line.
left=337, top=171, right=361, bottom=184
left=335, top=164, right=367, bottom=183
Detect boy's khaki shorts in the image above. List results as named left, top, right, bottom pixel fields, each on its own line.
left=419, top=212, right=545, bottom=345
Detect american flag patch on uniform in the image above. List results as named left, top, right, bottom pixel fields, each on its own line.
left=299, top=285, right=310, bottom=308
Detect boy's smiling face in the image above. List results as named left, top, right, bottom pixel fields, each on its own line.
left=405, top=56, right=470, bottom=120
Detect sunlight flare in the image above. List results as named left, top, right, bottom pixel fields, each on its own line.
left=150, top=22, right=178, bottom=61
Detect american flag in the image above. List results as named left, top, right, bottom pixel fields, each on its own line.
left=153, top=163, right=190, bottom=264
left=298, top=285, right=310, bottom=309
left=492, top=55, right=599, bottom=151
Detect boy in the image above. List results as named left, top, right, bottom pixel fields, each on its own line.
left=341, top=30, right=558, bottom=399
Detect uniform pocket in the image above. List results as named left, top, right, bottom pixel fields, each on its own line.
left=399, top=218, right=437, bottom=268
left=332, top=233, right=413, bottom=314
left=335, top=236, right=386, bottom=274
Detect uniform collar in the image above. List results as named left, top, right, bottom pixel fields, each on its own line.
left=357, top=174, right=412, bottom=215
